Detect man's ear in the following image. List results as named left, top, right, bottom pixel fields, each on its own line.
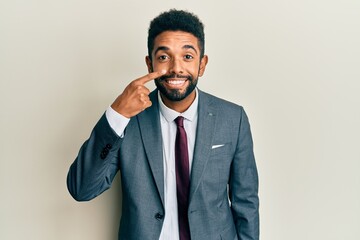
left=198, top=55, right=208, bottom=77
left=145, top=56, right=153, bottom=73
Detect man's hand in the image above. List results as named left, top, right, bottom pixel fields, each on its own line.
left=111, top=70, right=166, bottom=118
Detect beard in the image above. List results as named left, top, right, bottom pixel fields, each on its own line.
left=155, top=73, right=198, bottom=102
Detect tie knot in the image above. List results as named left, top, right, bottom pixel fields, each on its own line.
left=175, top=116, right=184, bottom=127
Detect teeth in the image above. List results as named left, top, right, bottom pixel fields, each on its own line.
left=167, top=80, right=185, bottom=85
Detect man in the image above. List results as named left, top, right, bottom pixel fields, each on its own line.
left=67, top=9, right=259, bottom=240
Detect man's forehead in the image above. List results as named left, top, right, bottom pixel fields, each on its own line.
left=153, top=31, right=200, bottom=52
left=154, top=31, right=198, bottom=45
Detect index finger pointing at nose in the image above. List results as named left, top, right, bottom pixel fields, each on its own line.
left=138, top=70, right=166, bottom=84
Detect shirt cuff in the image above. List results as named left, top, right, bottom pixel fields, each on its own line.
left=105, top=106, right=130, bottom=137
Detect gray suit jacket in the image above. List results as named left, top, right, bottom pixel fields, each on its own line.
left=67, top=89, right=259, bottom=240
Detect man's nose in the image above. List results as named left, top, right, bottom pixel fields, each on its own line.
left=169, top=58, right=184, bottom=75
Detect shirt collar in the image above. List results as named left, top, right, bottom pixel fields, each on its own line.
left=158, top=88, right=199, bottom=123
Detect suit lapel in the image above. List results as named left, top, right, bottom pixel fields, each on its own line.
left=137, top=90, right=217, bottom=207
left=137, top=90, right=165, bottom=206
left=189, top=90, right=217, bottom=204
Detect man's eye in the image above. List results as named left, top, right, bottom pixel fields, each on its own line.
left=158, top=55, right=168, bottom=61
left=184, top=55, right=193, bottom=60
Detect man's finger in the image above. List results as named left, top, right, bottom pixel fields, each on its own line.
left=143, top=99, right=152, bottom=109
left=137, top=70, right=167, bottom=84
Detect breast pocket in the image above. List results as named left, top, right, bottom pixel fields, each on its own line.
left=209, top=143, right=233, bottom=173
left=210, top=143, right=232, bottom=157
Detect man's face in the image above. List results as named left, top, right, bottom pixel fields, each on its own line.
left=146, top=31, right=208, bottom=102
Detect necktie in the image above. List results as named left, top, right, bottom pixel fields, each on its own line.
left=175, top=116, right=191, bottom=240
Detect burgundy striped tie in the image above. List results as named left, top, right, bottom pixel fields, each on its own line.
left=175, top=116, right=191, bottom=240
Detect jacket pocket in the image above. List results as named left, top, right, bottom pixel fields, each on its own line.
left=210, top=142, right=231, bottom=157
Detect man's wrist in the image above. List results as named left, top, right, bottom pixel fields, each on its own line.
left=105, top=106, right=130, bottom=137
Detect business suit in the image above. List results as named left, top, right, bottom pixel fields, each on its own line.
left=67, top=89, right=259, bottom=240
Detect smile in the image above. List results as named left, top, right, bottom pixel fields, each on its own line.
left=166, top=79, right=186, bottom=85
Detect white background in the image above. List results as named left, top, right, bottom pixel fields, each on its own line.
left=1, top=0, right=359, bottom=239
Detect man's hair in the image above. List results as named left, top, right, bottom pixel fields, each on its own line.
left=147, top=9, right=205, bottom=60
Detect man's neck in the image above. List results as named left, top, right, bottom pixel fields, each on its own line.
left=160, top=90, right=196, bottom=113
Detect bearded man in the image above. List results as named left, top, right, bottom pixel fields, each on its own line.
left=67, top=9, right=259, bottom=240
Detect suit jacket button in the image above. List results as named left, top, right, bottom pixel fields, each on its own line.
left=106, top=144, right=112, bottom=149
left=100, top=149, right=108, bottom=159
left=155, top=213, right=164, bottom=220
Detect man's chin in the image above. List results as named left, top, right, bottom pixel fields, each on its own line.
left=159, top=89, right=187, bottom=102
left=155, top=78, right=197, bottom=102
left=159, top=86, right=197, bottom=102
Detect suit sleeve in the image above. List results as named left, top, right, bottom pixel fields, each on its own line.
left=66, top=113, right=123, bottom=201
left=230, top=107, right=259, bottom=240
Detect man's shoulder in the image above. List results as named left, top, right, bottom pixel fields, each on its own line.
left=198, top=89, right=244, bottom=112
left=198, top=89, right=250, bottom=127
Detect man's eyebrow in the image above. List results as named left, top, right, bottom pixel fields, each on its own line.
left=154, top=45, right=198, bottom=55
left=183, top=45, right=198, bottom=54
left=154, top=46, right=169, bottom=55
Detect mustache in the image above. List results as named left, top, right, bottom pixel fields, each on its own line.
left=157, top=74, right=192, bottom=81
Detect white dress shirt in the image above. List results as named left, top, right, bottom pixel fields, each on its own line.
left=105, top=89, right=198, bottom=240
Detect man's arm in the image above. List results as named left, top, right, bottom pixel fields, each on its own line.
left=66, top=114, right=123, bottom=201
left=230, top=107, right=259, bottom=240
left=66, top=70, right=166, bottom=201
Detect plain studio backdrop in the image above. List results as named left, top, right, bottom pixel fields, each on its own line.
left=1, top=0, right=359, bottom=239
